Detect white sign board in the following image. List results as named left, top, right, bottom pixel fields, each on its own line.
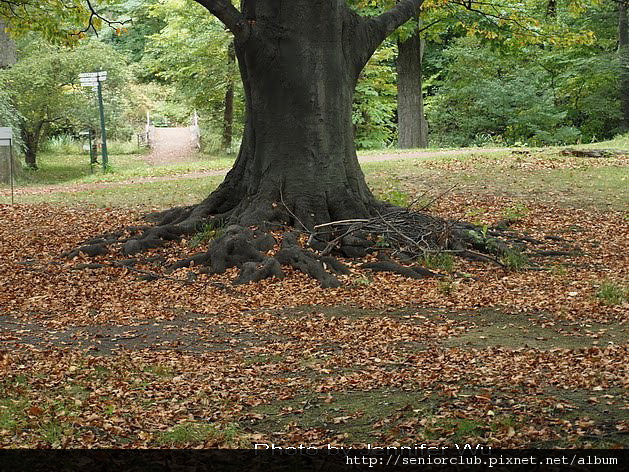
left=79, top=71, right=107, bottom=82
left=0, top=127, right=12, bottom=143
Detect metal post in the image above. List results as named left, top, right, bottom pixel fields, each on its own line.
left=9, top=138, right=13, bottom=204
left=97, top=81, right=108, bottom=172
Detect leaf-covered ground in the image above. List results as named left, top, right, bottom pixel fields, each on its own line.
left=0, top=152, right=627, bottom=449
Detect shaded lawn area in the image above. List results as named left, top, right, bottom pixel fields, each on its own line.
left=0, top=144, right=627, bottom=448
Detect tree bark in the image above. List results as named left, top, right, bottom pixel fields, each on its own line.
left=0, top=20, right=16, bottom=69
left=397, top=22, right=428, bottom=149
left=619, top=0, right=629, bottom=132
left=222, top=41, right=235, bottom=150
left=21, top=121, right=44, bottom=169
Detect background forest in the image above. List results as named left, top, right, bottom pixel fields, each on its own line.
left=0, top=0, right=627, bottom=166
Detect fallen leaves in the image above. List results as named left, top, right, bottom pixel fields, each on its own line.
left=0, top=196, right=626, bottom=448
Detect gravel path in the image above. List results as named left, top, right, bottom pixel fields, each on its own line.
left=146, top=127, right=198, bottom=165
left=1, top=147, right=511, bottom=197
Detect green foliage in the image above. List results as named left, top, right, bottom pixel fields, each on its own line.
left=142, top=0, right=243, bottom=147
left=40, top=135, right=140, bottom=156
left=0, top=37, right=142, bottom=166
left=353, top=41, right=398, bottom=149
left=419, top=252, right=455, bottom=273
left=425, top=1, right=621, bottom=147
left=501, top=203, right=529, bottom=223
left=378, top=189, right=410, bottom=207
left=0, top=1, right=98, bottom=44
left=0, top=85, right=23, bottom=151
left=596, top=281, right=627, bottom=306
left=190, top=222, right=225, bottom=248
left=499, top=249, right=529, bottom=271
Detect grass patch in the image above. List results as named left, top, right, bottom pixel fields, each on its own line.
left=424, top=418, right=487, bottom=442
left=250, top=389, right=438, bottom=444
left=595, top=281, right=627, bottom=306
left=1, top=175, right=224, bottom=207
left=363, top=149, right=627, bottom=211
left=39, top=420, right=64, bottom=446
left=418, top=252, right=455, bottom=273
left=190, top=222, right=225, bottom=248
left=156, top=422, right=246, bottom=447
left=8, top=148, right=234, bottom=188
left=499, top=249, right=529, bottom=271
left=0, top=397, right=29, bottom=432
left=444, top=310, right=627, bottom=350
left=501, top=203, right=529, bottom=223
left=377, top=189, right=410, bottom=207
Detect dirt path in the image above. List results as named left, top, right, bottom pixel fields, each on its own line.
left=0, top=147, right=511, bottom=197
left=146, top=127, right=198, bottom=165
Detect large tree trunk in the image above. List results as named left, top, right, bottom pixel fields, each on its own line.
left=119, top=0, right=431, bottom=273
left=619, top=0, right=629, bottom=132
left=397, top=23, right=428, bottom=149
left=174, top=0, right=423, bottom=231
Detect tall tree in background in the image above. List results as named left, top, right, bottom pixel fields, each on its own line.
left=397, top=18, right=428, bottom=148
left=619, top=0, right=629, bottom=131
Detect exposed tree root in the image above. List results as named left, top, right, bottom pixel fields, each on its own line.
left=361, top=261, right=441, bottom=279
left=65, top=196, right=552, bottom=288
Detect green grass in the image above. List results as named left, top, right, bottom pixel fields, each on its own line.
left=363, top=150, right=627, bottom=211
left=156, top=422, right=246, bottom=447
left=418, top=252, right=455, bottom=273
left=0, top=397, right=29, bottom=432
left=39, top=420, right=64, bottom=446
left=2, top=140, right=626, bottom=211
left=501, top=203, right=529, bottom=223
left=582, top=133, right=629, bottom=150
left=596, top=281, right=627, bottom=306
left=499, top=249, right=529, bottom=271
left=2, top=175, right=225, bottom=207
left=14, top=152, right=234, bottom=187
left=190, top=222, right=226, bottom=248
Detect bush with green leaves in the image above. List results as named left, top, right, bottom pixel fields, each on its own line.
left=0, top=37, right=142, bottom=167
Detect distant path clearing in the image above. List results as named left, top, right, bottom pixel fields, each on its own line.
left=146, top=127, right=198, bottom=165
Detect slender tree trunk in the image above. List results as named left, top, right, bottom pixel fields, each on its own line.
left=397, top=22, right=428, bottom=148
left=23, top=140, right=38, bottom=169
left=0, top=20, right=16, bottom=69
left=222, top=41, right=235, bottom=150
left=546, top=0, right=557, bottom=18
left=21, top=122, right=44, bottom=170
left=619, top=0, right=629, bottom=132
